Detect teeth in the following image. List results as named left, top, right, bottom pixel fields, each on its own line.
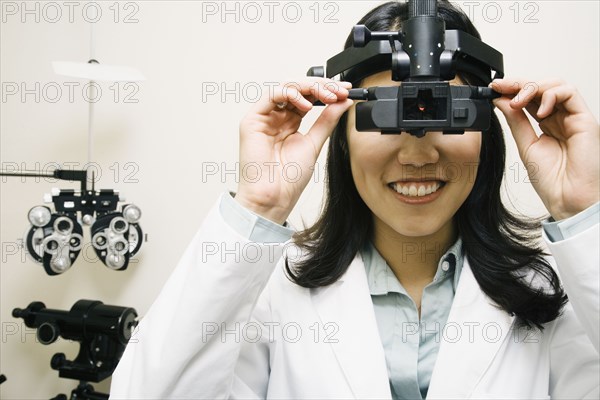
left=392, top=182, right=442, bottom=197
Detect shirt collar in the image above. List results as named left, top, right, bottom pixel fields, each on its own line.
left=362, top=237, right=464, bottom=296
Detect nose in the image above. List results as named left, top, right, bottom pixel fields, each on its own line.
left=395, top=131, right=440, bottom=167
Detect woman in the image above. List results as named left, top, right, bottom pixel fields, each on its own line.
left=110, top=1, right=599, bottom=398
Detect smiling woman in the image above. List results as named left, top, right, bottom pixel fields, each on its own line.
left=286, top=6, right=565, bottom=331
left=109, top=1, right=599, bottom=399
left=346, top=75, right=482, bottom=312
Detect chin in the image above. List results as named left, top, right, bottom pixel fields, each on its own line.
left=395, top=225, right=443, bottom=238
left=385, top=215, right=448, bottom=238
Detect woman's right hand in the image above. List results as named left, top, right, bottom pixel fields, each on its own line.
left=235, top=78, right=354, bottom=225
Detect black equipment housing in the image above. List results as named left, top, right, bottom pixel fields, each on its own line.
left=307, top=0, right=504, bottom=137
left=13, top=300, right=138, bottom=382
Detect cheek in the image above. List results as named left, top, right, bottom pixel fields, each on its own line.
left=348, top=141, right=385, bottom=200
left=348, top=135, right=390, bottom=175
left=347, top=115, right=396, bottom=184
left=440, top=133, right=482, bottom=185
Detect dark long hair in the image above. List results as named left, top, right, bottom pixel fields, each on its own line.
left=285, top=1, right=566, bottom=329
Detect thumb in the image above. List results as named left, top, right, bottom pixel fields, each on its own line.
left=494, top=97, right=538, bottom=159
left=307, top=99, right=354, bottom=151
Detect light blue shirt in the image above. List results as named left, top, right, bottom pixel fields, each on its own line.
left=219, top=192, right=599, bottom=399
left=361, top=238, right=463, bottom=399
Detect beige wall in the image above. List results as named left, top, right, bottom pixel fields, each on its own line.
left=1, top=1, right=598, bottom=398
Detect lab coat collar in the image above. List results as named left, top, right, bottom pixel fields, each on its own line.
left=427, top=256, right=515, bottom=398
left=310, top=253, right=392, bottom=399
left=310, top=253, right=515, bottom=399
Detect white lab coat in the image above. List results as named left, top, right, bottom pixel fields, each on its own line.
left=110, top=196, right=600, bottom=399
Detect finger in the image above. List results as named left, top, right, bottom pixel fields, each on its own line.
left=491, top=79, right=581, bottom=122
left=306, top=99, right=354, bottom=153
left=282, top=81, right=347, bottom=118
left=537, top=84, right=590, bottom=119
left=490, top=79, right=567, bottom=114
left=252, top=79, right=350, bottom=115
left=490, top=78, right=563, bottom=97
left=490, top=79, right=524, bottom=96
left=298, top=80, right=353, bottom=109
left=299, top=80, right=351, bottom=105
left=493, top=96, right=539, bottom=159
left=490, top=81, right=542, bottom=122
left=509, top=81, right=542, bottom=110
left=322, top=80, right=353, bottom=95
left=525, top=102, right=544, bottom=123
left=248, top=85, right=311, bottom=115
left=496, top=79, right=590, bottom=120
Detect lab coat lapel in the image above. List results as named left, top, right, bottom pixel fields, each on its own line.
left=310, top=254, right=392, bottom=400
left=427, top=257, right=516, bottom=399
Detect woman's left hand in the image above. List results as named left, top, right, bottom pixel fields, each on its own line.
left=491, top=78, right=599, bottom=220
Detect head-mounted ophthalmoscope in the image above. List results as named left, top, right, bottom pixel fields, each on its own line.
left=308, top=0, right=504, bottom=137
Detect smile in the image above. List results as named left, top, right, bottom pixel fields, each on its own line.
left=389, top=181, right=446, bottom=197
